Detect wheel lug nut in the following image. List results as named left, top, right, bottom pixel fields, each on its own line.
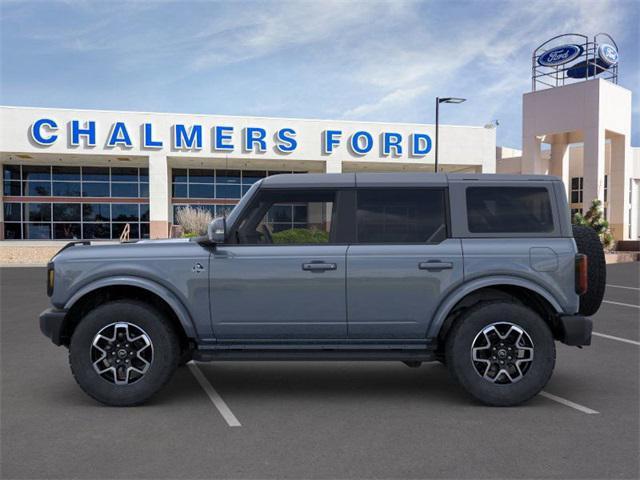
left=116, top=359, right=120, bottom=363
left=112, top=352, right=115, bottom=355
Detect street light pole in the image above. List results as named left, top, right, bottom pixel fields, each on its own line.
left=434, top=96, right=467, bottom=173
left=435, top=97, right=440, bottom=173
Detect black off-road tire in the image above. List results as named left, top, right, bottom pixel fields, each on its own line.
left=572, top=224, right=606, bottom=316
left=445, top=301, right=555, bottom=407
left=69, top=300, right=180, bottom=406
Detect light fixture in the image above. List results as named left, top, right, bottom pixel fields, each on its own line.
left=435, top=96, right=467, bottom=172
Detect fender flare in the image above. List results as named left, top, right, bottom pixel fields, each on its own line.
left=426, top=275, right=564, bottom=339
left=64, top=276, right=197, bottom=338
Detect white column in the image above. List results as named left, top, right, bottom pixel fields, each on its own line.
left=522, top=135, right=543, bottom=173
left=550, top=134, right=570, bottom=196
left=148, top=153, right=170, bottom=239
left=582, top=126, right=606, bottom=213
left=609, top=134, right=631, bottom=240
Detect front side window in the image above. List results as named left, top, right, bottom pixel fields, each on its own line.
left=236, top=190, right=336, bottom=245
left=466, top=186, right=554, bottom=233
left=356, top=189, right=447, bottom=244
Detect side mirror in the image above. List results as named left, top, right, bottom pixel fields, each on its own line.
left=207, top=217, right=226, bottom=244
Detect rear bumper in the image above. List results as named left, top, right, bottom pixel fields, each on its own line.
left=558, top=314, right=592, bottom=346
left=39, top=308, right=68, bottom=346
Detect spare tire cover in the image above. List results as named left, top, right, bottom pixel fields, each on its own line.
left=572, top=225, right=606, bottom=316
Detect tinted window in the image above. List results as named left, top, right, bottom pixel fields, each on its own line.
left=237, top=190, right=336, bottom=245
left=54, top=223, right=81, bottom=239
left=4, top=223, right=22, bottom=239
left=112, top=204, right=139, bottom=221
left=189, top=169, right=215, bottom=183
left=83, top=223, right=111, bottom=239
left=111, top=183, right=139, bottom=198
left=4, top=202, right=21, bottom=221
left=53, top=203, right=81, bottom=221
left=82, top=167, right=109, bottom=182
left=356, top=189, right=447, bottom=244
left=26, top=181, right=50, bottom=196
left=110, top=167, right=138, bottom=181
left=25, top=203, right=51, bottom=221
left=52, top=182, right=81, bottom=197
left=3, top=165, right=21, bottom=181
left=82, top=182, right=109, bottom=197
left=466, top=187, right=554, bottom=233
left=52, top=166, right=80, bottom=181
left=83, top=203, right=110, bottom=221
left=23, top=165, right=50, bottom=181
left=3, top=181, right=21, bottom=196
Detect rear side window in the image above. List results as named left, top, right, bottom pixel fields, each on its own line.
left=356, top=189, right=447, bottom=243
left=466, top=187, right=554, bottom=233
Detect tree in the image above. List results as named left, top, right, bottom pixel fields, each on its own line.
left=572, top=199, right=615, bottom=250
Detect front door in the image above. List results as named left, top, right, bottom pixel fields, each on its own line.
left=211, top=188, right=348, bottom=340
left=346, top=188, right=463, bottom=339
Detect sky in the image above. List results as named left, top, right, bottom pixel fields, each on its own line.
left=1, top=0, right=638, bottom=149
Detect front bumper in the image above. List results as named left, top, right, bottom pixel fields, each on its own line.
left=558, top=314, right=592, bottom=346
left=39, top=308, right=68, bottom=346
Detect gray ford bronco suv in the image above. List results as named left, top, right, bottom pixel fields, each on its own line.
left=40, top=173, right=606, bottom=407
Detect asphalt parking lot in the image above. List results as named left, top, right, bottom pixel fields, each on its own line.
left=1, top=263, right=638, bottom=479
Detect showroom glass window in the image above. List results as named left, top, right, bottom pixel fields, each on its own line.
left=171, top=168, right=305, bottom=224
left=356, top=189, right=447, bottom=243
left=2, top=164, right=149, bottom=240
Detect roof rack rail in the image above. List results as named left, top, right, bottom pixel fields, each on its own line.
left=57, top=240, right=91, bottom=254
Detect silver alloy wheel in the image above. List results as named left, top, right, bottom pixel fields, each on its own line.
left=90, top=322, right=153, bottom=385
left=471, top=322, right=534, bottom=384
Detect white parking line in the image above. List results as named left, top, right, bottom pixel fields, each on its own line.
left=187, top=361, right=242, bottom=427
left=602, top=300, right=640, bottom=309
left=539, top=391, right=599, bottom=414
left=607, top=284, right=640, bottom=291
left=593, top=332, right=640, bottom=346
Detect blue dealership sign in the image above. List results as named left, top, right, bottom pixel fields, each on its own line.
left=598, top=44, right=618, bottom=66
left=537, top=44, right=583, bottom=67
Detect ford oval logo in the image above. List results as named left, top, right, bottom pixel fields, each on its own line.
left=598, top=44, right=618, bottom=66
left=538, top=44, right=583, bottom=67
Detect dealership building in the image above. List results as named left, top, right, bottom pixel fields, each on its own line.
left=0, top=34, right=638, bottom=244
left=0, top=107, right=495, bottom=241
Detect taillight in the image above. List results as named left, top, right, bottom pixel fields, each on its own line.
left=47, top=263, right=55, bottom=297
left=575, top=254, right=588, bottom=295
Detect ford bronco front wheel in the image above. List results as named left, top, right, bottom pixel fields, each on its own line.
left=69, top=300, right=180, bottom=406
left=445, top=301, right=555, bottom=406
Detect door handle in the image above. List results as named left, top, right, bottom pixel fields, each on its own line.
left=302, top=262, right=337, bottom=272
left=419, top=261, right=453, bottom=271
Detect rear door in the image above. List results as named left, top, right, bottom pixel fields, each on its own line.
left=346, top=187, right=463, bottom=339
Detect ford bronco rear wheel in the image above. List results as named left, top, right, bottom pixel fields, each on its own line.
left=445, top=301, right=555, bottom=406
left=69, top=300, right=180, bottom=406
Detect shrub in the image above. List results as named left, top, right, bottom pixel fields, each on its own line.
left=572, top=199, right=615, bottom=251
left=271, top=228, right=329, bottom=244
left=175, top=206, right=213, bottom=236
